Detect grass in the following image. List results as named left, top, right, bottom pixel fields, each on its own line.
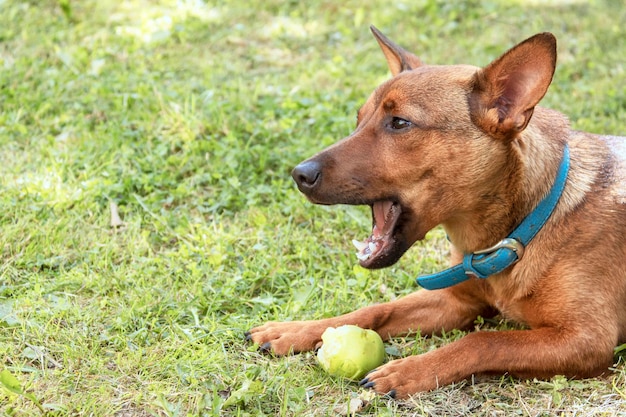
left=0, top=0, right=624, bottom=415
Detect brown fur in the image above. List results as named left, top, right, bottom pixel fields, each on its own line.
left=246, top=27, right=626, bottom=398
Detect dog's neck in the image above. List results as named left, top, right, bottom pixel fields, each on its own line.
left=444, top=107, right=570, bottom=253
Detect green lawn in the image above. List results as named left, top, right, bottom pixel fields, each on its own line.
left=0, top=0, right=625, bottom=415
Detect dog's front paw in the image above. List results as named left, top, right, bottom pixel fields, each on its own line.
left=359, top=356, right=439, bottom=399
left=245, top=321, right=325, bottom=356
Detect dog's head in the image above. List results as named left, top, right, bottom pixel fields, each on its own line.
left=292, top=27, right=557, bottom=269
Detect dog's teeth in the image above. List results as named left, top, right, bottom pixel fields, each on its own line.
left=352, top=239, right=368, bottom=251
left=356, top=252, right=371, bottom=261
left=368, top=242, right=377, bottom=253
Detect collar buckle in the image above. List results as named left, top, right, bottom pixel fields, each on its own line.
left=473, top=237, right=525, bottom=260
left=462, top=238, right=525, bottom=278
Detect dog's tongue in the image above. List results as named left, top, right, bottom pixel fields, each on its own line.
left=352, top=201, right=399, bottom=264
left=373, top=201, right=394, bottom=237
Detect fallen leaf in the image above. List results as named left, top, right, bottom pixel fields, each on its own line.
left=217, top=388, right=231, bottom=400
left=110, top=201, right=125, bottom=228
left=334, top=397, right=367, bottom=416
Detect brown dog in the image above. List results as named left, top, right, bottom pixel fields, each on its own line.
left=246, top=27, right=626, bottom=398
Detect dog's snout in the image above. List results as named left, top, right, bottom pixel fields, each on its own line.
left=292, top=160, right=322, bottom=189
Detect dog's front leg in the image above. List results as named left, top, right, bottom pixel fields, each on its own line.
left=246, top=281, right=490, bottom=355
left=360, top=326, right=615, bottom=398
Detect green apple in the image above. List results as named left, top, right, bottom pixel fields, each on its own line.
left=317, top=325, right=385, bottom=380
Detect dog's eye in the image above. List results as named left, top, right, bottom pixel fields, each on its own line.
left=389, top=117, right=412, bottom=130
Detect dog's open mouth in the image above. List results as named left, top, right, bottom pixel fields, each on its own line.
left=352, top=200, right=402, bottom=268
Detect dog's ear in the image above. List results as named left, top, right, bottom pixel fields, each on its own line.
left=470, top=33, right=557, bottom=140
left=370, top=25, right=423, bottom=76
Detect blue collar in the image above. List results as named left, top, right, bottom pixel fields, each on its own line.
left=417, top=144, right=570, bottom=290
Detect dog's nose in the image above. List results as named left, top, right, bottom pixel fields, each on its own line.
left=292, top=160, right=322, bottom=189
